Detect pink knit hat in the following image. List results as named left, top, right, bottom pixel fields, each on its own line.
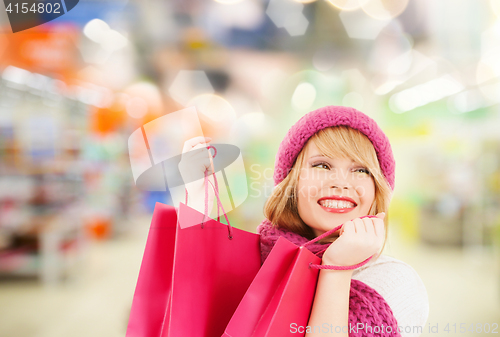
left=273, top=105, right=395, bottom=190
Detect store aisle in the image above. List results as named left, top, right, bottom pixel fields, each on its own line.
left=386, top=226, right=500, bottom=336
left=0, top=215, right=151, bottom=337
left=1, top=216, right=499, bottom=337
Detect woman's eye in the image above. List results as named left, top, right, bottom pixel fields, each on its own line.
left=355, top=168, right=370, bottom=175
left=312, top=162, right=330, bottom=170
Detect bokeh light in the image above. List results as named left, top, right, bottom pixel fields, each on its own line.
left=168, top=70, right=214, bottom=106
left=389, top=75, right=464, bottom=113
left=342, top=91, right=364, bottom=110
left=327, top=0, right=368, bottom=11
left=339, top=7, right=391, bottom=39
left=361, top=0, right=409, bottom=20
left=291, top=82, right=317, bottom=111
left=266, top=0, right=309, bottom=36
left=83, top=19, right=128, bottom=52
left=126, top=97, right=148, bottom=119
left=188, top=94, right=236, bottom=126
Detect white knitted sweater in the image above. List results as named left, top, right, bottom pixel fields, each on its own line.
left=351, top=255, right=429, bottom=337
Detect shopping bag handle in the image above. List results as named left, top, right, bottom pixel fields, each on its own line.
left=303, top=215, right=378, bottom=271
left=184, top=146, right=234, bottom=239
left=184, top=146, right=223, bottom=223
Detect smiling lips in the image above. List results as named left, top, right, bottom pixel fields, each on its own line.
left=318, top=196, right=357, bottom=213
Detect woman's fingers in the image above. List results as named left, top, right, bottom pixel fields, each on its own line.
left=341, top=220, right=356, bottom=235
left=179, top=137, right=215, bottom=184
left=352, top=218, right=366, bottom=233
left=340, top=213, right=386, bottom=237
left=362, top=218, right=375, bottom=235
left=181, top=136, right=212, bottom=154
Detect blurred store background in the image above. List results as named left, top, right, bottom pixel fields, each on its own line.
left=1, top=0, right=500, bottom=336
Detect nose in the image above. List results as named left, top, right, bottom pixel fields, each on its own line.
left=329, top=170, right=352, bottom=190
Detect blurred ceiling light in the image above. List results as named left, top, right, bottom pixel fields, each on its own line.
left=389, top=75, right=464, bottom=113
left=490, top=0, right=500, bottom=16
left=449, top=84, right=500, bottom=114
left=188, top=94, right=236, bottom=123
left=374, top=80, right=403, bottom=95
left=126, top=97, right=149, bottom=119
left=327, top=0, right=368, bottom=11
left=294, top=0, right=317, bottom=3
left=449, top=89, right=486, bottom=114
left=479, top=81, right=500, bottom=103
left=361, top=0, right=409, bottom=20
left=373, top=50, right=436, bottom=95
left=339, top=8, right=391, bottom=39
left=292, top=82, right=317, bottom=110
left=266, top=0, right=309, bottom=36
left=83, top=19, right=128, bottom=52
left=168, top=70, right=214, bottom=106
left=342, top=91, right=364, bottom=110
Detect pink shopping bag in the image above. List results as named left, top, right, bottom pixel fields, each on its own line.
left=223, top=219, right=376, bottom=337
left=126, top=172, right=261, bottom=337
left=222, top=237, right=320, bottom=337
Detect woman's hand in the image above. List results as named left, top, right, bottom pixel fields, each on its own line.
left=178, top=136, right=215, bottom=214
left=321, top=213, right=386, bottom=266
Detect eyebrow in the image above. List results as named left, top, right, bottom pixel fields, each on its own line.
left=308, top=154, right=355, bottom=163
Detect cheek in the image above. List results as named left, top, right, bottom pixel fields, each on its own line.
left=356, top=179, right=375, bottom=203
left=296, top=181, right=315, bottom=211
left=297, top=178, right=312, bottom=201
left=365, top=187, right=376, bottom=207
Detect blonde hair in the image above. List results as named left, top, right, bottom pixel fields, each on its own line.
left=263, top=126, right=393, bottom=260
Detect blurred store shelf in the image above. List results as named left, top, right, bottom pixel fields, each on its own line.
left=0, top=215, right=151, bottom=337
left=386, top=223, right=500, bottom=336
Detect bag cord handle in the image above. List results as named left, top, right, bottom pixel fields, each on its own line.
left=184, top=146, right=234, bottom=239
left=303, top=215, right=378, bottom=271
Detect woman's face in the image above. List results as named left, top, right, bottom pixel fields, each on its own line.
left=296, top=141, right=376, bottom=237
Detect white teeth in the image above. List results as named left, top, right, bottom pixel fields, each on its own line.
left=319, top=200, right=355, bottom=209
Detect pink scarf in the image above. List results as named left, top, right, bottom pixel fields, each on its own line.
left=257, top=218, right=329, bottom=263
left=257, top=219, right=402, bottom=337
